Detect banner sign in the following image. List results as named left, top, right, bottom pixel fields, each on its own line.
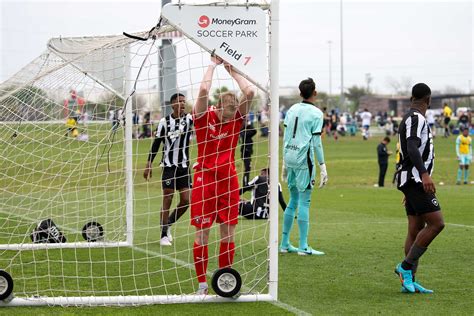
left=162, top=4, right=268, bottom=89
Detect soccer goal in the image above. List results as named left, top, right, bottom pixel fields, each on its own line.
left=0, top=0, right=279, bottom=306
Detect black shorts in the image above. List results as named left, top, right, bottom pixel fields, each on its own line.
left=444, top=117, right=450, bottom=125
left=399, top=182, right=441, bottom=216
left=162, top=166, right=192, bottom=190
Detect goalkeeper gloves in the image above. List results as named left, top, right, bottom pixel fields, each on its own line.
left=319, top=163, right=328, bottom=188
left=281, top=164, right=287, bottom=183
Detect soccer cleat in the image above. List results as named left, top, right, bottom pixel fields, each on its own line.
left=160, top=236, right=172, bottom=246
left=196, top=286, right=209, bottom=295
left=401, top=282, right=434, bottom=294
left=394, top=264, right=415, bottom=293
left=279, top=244, right=298, bottom=253
left=413, top=281, right=434, bottom=293
left=297, top=246, right=325, bottom=256
left=167, top=229, right=173, bottom=242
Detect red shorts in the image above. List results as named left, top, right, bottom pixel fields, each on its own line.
left=191, top=169, right=240, bottom=228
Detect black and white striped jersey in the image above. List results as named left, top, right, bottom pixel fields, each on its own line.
left=397, top=109, right=434, bottom=187
left=148, top=113, right=193, bottom=168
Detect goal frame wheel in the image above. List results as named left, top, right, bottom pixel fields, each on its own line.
left=81, top=221, right=104, bottom=242
left=0, top=270, right=13, bottom=301
left=211, top=267, right=242, bottom=298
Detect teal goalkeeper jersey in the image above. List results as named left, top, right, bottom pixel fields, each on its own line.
left=283, top=101, right=324, bottom=169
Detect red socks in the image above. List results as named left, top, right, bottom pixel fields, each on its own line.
left=193, top=242, right=208, bottom=283
left=219, top=242, right=235, bottom=269
left=194, top=241, right=235, bottom=283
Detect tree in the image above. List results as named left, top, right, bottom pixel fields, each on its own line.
left=443, top=85, right=464, bottom=94
left=132, top=94, right=147, bottom=112
left=344, top=85, right=371, bottom=110
left=386, top=76, right=412, bottom=95
left=211, top=86, right=229, bottom=105
left=365, top=73, right=373, bottom=94
left=0, top=85, right=55, bottom=121
left=85, top=92, right=124, bottom=120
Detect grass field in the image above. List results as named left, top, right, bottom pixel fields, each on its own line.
left=0, top=123, right=473, bottom=315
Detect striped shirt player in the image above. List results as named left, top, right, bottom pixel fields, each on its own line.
left=397, top=110, right=435, bottom=188
left=153, top=113, right=193, bottom=169
left=144, top=93, right=193, bottom=247
left=394, top=83, right=445, bottom=295
left=147, top=112, right=193, bottom=189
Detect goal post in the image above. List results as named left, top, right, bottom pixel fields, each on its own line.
left=0, top=34, right=134, bottom=251
left=0, top=0, right=279, bottom=306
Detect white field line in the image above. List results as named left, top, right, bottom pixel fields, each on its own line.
left=1, top=207, right=471, bottom=314
left=0, top=209, right=310, bottom=314
left=132, top=245, right=311, bottom=316
left=316, top=221, right=474, bottom=228
left=445, top=223, right=474, bottom=228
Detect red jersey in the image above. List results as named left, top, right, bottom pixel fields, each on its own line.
left=193, top=107, right=243, bottom=173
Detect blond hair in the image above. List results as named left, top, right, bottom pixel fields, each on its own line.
left=217, top=92, right=238, bottom=108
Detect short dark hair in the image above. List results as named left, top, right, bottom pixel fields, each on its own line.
left=411, top=83, right=431, bottom=100
left=170, top=93, right=185, bottom=104
left=299, top=78, right=316, bottom=99
left=383, top=136, right=391, bottom=143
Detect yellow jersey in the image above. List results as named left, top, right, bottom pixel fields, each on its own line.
left=395, top=142, right=401, bottom=164
left=457, top=135, right=472, bottom=155
left=443, top=106, right=452, bottom=118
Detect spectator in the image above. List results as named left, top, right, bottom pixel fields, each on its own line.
left=377, top=136, right=392, bottom=187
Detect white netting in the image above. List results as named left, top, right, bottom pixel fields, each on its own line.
left=0, top=8, right=274, bottom=305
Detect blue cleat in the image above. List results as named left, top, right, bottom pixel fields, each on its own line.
left=413, top=281, right=434, bottom=294
left=401, top=282, right=433, bottom=294
left=395, top=263, right=415, bottom=293
left=279, top=244, right=298, bottom=253
left=297, top=246, right=325, bottom=256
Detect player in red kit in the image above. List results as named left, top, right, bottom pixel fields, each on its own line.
left=192, top=55, right=255, bottom=295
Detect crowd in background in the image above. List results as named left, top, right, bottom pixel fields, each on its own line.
left=117, top=102, right=472, bottom=142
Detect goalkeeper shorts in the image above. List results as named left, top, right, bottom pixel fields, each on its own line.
left=191, top=169, right=240, bottom=228
left=286, top=166, right=315, bottom=192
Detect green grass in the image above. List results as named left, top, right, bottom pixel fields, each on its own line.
left=0, top=124, right=473, bottom=315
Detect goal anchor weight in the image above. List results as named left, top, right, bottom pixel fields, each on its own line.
left=82, top=221, right=104, bottom=242
left=211, top=268, right=242, bottom=298
left=0, top=270, right=14, bottom=302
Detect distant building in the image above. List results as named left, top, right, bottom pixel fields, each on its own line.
left=359, top=95, right=410, bottom=117
left=359, top=94, right=474, bottom=116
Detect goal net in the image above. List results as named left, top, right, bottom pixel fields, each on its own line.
left=0, top=1, right=279, bottom=306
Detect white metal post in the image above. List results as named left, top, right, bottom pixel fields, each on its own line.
left=124, top=46, right=134, bottom=246
left=268, top=0, right=279, bottom=302
left=340, top=0, right=345, bottom=108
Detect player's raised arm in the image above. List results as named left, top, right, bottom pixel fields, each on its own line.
left=223, top=62, right=255, bottom=116
left=195, top=55, right=222, bottom=119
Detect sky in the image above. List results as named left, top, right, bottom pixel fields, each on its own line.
left=0, top=0, right=473, bottom=95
